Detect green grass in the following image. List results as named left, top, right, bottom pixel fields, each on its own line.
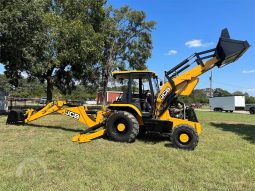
left=0, top=111, right=255, bottom=191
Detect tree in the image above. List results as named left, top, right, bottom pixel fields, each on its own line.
left=0, top=0, right=45, bottom=86
left=0, top=74, right=13, bottom=92
left=179, top=89, right=209, bottom=104
left=232, top=91, right=244, bottom=96
left=244, top=92, right=255, bottom=104
left=1, top=2, right=155, bottom=102
left=213, top=88, right=231, bottom=97
left=100, top=6, right=156, bottom=104
left=0, top=0, right=105, bottom=101
left=0, top=74, right=46, bottom=97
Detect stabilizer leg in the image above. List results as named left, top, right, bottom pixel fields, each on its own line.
left=72, top=129, right=106, bottom=143
left=72, top=122, right=106, bottom=143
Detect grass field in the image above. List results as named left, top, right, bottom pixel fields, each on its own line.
left=0, top=111, right=255, bottom=191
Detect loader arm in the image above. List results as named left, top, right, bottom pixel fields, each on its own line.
left=155, top=28, right=250, bottom=117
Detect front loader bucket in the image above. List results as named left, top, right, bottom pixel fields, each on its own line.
left=215, top=28, right=250, bottom=67
left=6, top=110, right=26, bottom=124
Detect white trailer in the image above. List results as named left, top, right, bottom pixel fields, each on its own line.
left=209, top=96, right=245, bottom=112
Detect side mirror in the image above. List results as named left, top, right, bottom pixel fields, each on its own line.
left=160, top=81, right=163, bottom=86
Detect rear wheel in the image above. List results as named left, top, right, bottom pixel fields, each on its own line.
left=213, top=108, right=222, bottom=112
left=171, top=124, right=199, bottom=150
left=106, top=111, right=139, bottom=143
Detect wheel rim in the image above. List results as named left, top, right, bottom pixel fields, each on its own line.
left=179, top=133, right=189, bottom=143
left=113, top=118, right=129, bottom=135
left=117, top=123, right=126, bottom=132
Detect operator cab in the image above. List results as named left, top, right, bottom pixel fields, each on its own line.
left=112, top=70, right=160, bottom=117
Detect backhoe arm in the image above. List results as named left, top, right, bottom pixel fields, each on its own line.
left=24, top=101, right=66, bottom=123
left=155, top=28, right=250, bottom=117
left=6, top=100, right=106, bottom=143
left=24, top=100, right=104, bottom=127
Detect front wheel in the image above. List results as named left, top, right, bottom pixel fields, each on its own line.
left=171, top=124, right=199, bottom=150
left=250, top=107, right=255, bottom=114
left=106, top=111, right=139, bottom=143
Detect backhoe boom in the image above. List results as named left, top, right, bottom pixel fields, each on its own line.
left=7, top=100, right=106, bottom=142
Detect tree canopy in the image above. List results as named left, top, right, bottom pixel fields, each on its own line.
left=0, top=1, right=155, bottom=103
left=98, top=6, right=156, bottom=104
left=0, top=0, right=105, bottom=101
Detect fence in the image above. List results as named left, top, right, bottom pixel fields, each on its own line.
left=7, top=97, right=87, bottom=111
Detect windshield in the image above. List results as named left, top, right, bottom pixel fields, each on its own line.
left=151, top=77, right=160, bottom=96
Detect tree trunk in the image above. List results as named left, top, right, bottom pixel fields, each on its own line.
left=102, top=67, right=109, bottom=106
left=46, top=76, right=53, bottom=102
left=102, top=44, right=114, bottom=106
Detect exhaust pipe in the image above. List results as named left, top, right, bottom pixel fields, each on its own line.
left=215, top=28, right=250, bottom=67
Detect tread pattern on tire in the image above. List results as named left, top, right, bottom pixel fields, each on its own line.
left=106, top=111, right=139, bottom=143
left=171, top=124, right=199, bottom=150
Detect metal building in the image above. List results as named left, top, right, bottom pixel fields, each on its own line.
left=96, top=91, right=123, bottom=105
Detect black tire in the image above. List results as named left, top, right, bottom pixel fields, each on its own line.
left=106, top=111, right=139, bottom=143
left=171, top=124, right=199, bottom=150
left=213, top=108, right=222, bottom=112
left=230, top=110, right=233, bottom=113
left=250, top=107, right=255, bottom=114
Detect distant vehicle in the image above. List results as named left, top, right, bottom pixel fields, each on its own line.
left=191, top=103, right=203, bottom=108
left=209, top=96, right=245, bottom=112
left=245, top=104, right=255, bottom=114
left=39, top=97, right=47, bottom=104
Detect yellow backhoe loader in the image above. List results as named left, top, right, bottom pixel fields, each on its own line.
left=6, top=29, right=250, bottom=150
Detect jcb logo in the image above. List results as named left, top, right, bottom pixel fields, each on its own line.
left=160, top=88, right=170, bottom=100
left=65, top=110, right=80, bottom=120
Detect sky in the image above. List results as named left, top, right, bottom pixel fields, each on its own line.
left=0, top=0, right=254, bottom=95
left=107, top=0, right=255, bottom=95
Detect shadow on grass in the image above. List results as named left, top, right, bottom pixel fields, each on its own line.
left=138, top=132, right=173, bottom=146
left=27, top=123, right=83, bottom=133
left=210, top=122, right=255, bottom=144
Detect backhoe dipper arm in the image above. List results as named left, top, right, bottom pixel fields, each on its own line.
left=21, top=100, right=106, bottom=143
left=24, top=101, right=104, bottom=127
left=155, top=28, right=250, bottom=117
